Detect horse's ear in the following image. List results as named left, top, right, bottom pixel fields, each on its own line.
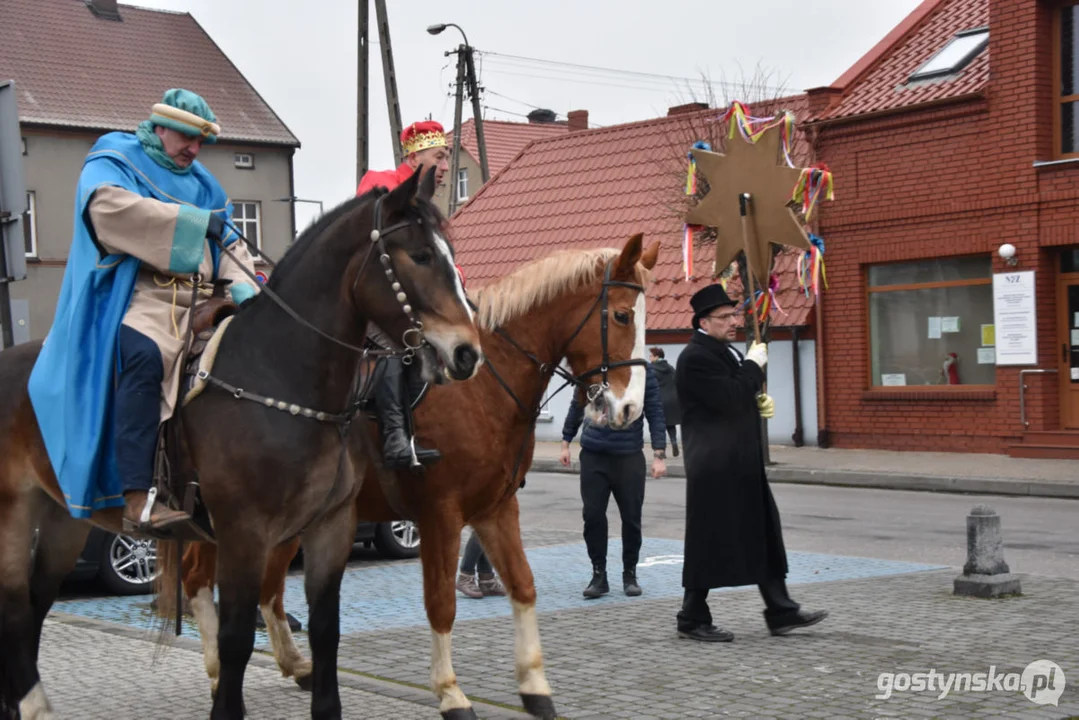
left=614, top=233, right=644, bottom=277
left=386, top=165, right=422, bottom=212
left=416, top=166, right=437, bottom=202
left=640, top=240, right=660, bottom=270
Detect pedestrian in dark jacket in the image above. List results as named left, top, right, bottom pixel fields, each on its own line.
left=649, top=347, right=682, bottom=456
left=560, top=363, right=667, bottom=598
left=675, top=283, right=827, bottom=642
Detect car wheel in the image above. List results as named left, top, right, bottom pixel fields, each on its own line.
left=373, top=520, right=420, bottom=559
left=99, top=533, right=159, bottom=595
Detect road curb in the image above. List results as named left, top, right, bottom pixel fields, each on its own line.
left=527, top=460, right=1079, bottom=500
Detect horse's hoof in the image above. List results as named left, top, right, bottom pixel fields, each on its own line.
left=295, top=673, right=314, bottom=692
left=521, top=693, right=558, bottom=719
left=441, top=708, right=479, bottom=720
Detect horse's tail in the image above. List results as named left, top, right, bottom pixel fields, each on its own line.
left=152, top=539, right=183, bottom=639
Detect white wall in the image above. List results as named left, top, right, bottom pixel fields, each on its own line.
left=536, top=338, right=818, bottom=446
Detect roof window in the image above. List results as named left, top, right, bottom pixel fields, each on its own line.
left=909, top=28, right=988, bottom=81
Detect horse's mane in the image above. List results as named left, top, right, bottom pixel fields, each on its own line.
left=474, top=248, right=621, bottom=330
left=265, top=189, right=447, bottom=290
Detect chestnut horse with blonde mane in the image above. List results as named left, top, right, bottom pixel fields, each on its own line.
left=178, top=234, right=660, bottom=719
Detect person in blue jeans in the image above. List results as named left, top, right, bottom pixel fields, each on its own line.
left=456, top=531, right=506, bottom=598
left=560, top=363, right=667, bottom=598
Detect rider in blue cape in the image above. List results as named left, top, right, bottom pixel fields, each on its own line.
left=28, top=89, right=259, bottom=534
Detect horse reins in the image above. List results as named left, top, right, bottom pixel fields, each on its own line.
left=477, top=259, right=649, bottom=498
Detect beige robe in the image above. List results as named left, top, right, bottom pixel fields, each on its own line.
left=88, top=185, right=259, bottom=421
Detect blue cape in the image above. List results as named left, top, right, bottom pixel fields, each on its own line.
left=28, top=132, right=237, bottom=518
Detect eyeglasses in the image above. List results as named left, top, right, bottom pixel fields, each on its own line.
left=705, top=311, right=738, bottom=322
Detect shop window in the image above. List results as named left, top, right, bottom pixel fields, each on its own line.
left=868, top=256, right=995, bottom=387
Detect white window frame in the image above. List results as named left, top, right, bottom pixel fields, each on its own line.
left=456, top=168, right=469, bottom=202
left=909, top=28, right=989, bottom=81
left=24, top=191, right=37, bottom=258
left=233, top=153, right=255, bottom=169
left=231, top=200, right=262, bottom=252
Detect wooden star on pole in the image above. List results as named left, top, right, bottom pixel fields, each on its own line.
left=684, top=122, right=811, bottom=287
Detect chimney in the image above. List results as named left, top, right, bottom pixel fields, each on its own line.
left=86, top=0, right=122, bottom=20
left=805, top=86, right=844, bottom=120
left=567, top=109, right=589, bottom=132
left=527, top=108, right=557, bottom=124
left=667, top=102, right=708, bottom=116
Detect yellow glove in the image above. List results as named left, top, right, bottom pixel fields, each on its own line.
left=756, top=393, right=775, bottom=419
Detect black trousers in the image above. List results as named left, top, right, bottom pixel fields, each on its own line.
left=579, top=449, right=646, bottom=573
left=114, top=325, right=164, bottom=494
left=677, top=578, right=801, bottom=631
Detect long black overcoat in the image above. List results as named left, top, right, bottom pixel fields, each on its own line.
left=675, top=332, right=788, bottom=589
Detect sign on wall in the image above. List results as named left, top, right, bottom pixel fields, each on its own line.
left=992, top=271, right=1037, bottom=366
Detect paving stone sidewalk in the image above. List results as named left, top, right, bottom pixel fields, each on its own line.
left=531, top=442, right=1079, bottom=498
left=40, top=531, right=1079, bottom=719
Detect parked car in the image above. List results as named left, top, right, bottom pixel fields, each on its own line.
left=68, top=520, right=420, bottom=595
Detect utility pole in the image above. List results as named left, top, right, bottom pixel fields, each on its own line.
left=463, top=48, right=489, bottom=183
left=356, top=0, right=369, bottom=185
left=374, top=0, right=403, bottom=167
left=0, top=81, right=28, bottom=350
left=356, top=0, right=404, bottom=186
left=448, top=47, right=466, bottom=215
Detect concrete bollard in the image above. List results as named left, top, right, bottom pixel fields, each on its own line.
left=953, top=505, right=1022, bottom=598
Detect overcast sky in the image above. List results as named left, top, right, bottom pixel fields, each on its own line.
left=132, top=0, right=922, bottom=230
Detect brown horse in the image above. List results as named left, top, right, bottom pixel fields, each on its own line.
left=0, top=169, right=484, bottom=720
left=179, top=234, right=660, bottom=719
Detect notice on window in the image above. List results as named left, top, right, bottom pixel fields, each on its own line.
left=992, top=271, right=1037, bottom=366
left=1073, top=368, right=1079, bottom=381
left=928, top=317, right=942, bottom=339
left=977, top=347, right=996, bottom=365
left=941, top=316, right=961, bottom=333
left=1074, top=312, right=1079, bottom=327
left=1072, top=329, right=1079, bottom=347
left=981, top=324, right=995, bottom=346
left=881, top=373, right=907, bottom=386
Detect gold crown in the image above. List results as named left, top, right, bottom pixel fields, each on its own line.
left=402, top=131, right=446, bottom=155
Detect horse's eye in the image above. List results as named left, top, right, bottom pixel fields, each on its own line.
left=613, top=311, right=631, bottom=325
left=410, top=251, right=433, bottom=266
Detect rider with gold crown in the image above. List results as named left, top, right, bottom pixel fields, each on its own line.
left=357, top=120, right=460, bottom=469
left=28, top=89, right=259, bottom=536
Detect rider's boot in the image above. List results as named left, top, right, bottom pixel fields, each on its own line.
left=376, top=357, right=441, bottom=469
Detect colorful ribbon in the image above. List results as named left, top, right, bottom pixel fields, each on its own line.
left=797, top=234, right=829, bottom=298
left=719, top=102, right=796, bottom=168
left=791, top=163, right=835, bottom=221
left=683, top=141, right=711, bottom=281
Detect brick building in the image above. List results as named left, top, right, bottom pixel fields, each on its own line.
left=806, top=0, right=1079, bottom=457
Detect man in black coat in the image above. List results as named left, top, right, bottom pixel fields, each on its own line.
left=674, top=283, right=827, bottom=642
left=649, top=347, right=682, bottom=457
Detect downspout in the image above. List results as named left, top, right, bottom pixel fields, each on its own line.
left=287, top=149, right=297, bottom=241
left=791, top=326, right=804, bottom=447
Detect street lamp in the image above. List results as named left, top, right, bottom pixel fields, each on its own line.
left=427, top=22, right=489, bottom=215
left=276, top=196, right=324, bottom=215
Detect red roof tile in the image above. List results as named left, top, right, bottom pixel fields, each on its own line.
left=821, top=0, right=988, bottom=120
left=0, top=0, right=298, bottom=146
left=446, top=119, right=569, bottom=176
left=449, top=99, right=817, bottom=331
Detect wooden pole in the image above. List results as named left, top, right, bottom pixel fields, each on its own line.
left=738, top=192, right=761, bottom=344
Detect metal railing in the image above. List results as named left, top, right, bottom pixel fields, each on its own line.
left=1019, top=368, right=1058, bottom=428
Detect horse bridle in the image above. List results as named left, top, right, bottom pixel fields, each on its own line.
left=483, top=259, right=648, bottom=418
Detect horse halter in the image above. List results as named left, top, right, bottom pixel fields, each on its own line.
left=560, top=260, right=648, bottom=401
left=360, top=192, right=431, bottom=358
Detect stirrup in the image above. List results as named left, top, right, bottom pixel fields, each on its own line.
left=408, top=436, right=421, bottom=469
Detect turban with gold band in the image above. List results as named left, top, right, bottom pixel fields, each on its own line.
left=149, top=88, right=221, bottom=144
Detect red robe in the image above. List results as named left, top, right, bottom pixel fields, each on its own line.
left=356, top=162, right=414, bottom=196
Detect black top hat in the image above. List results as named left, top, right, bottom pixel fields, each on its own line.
left=690, top=283, right=737, bottom=330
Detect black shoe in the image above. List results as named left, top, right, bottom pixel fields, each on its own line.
left=671, top=442, right=680, bottom=457
left=766, top=609, right=829, bottom=636
left=677, top=624, right=734, bottom=642
left=382, top=429, right=441, bottom=469
left=583, top=567, right=608, bottom=599
left=623, top=570, right=641, bottom=597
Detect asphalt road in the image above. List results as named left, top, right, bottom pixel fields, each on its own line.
left=517, top=470, right=1079, bottom=581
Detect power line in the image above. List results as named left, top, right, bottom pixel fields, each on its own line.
left=476, top=50, right=787, bottom=95
left=485, top=89, right=547, bottom=112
